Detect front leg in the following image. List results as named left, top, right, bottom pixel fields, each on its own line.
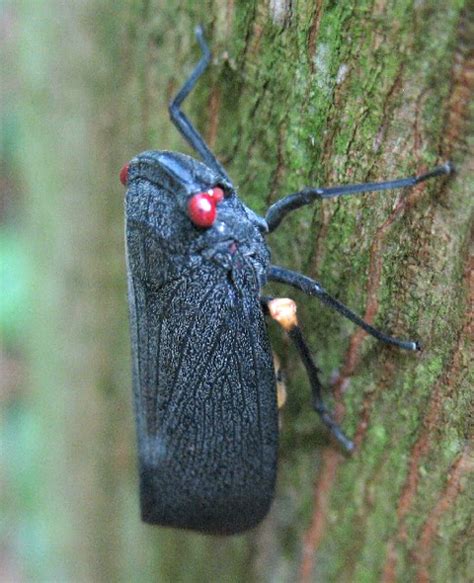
left=265, top=163, right=453, bottom=232
left=169, top=26, right=231, bottom=182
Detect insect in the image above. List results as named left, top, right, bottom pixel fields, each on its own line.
left=120, top=27, right=452, bottom=535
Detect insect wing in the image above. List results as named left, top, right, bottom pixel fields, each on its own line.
left=126, top=242, right=278, bottom=535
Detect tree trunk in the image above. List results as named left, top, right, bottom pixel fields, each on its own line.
left=17, top=0, right=471, bottom=581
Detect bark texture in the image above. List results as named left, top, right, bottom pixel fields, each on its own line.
left=18, top=0, right=472, bottom=581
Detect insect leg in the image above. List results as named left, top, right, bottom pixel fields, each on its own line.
left=267, top=266, right=420, bottom=351
left=272, top=352, right=287, bottom=410
left=262, top=297, right=354, bottom=452
left=265, top=162, right=453, bottom=232
left=169, top=26, right=230, bottom=182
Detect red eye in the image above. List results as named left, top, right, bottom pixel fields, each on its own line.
left=119, top=163, right=129, bottom=186
left=187, top=193, right=216, bottom=228
left=207, top=186, right=224, bottom=203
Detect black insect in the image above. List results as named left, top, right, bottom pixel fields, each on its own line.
left=121, top=27, right=452, bottom=535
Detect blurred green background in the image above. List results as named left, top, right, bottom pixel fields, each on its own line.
left=1, top=1, right=472, bottom=582
left=2, top=2, right=157, bottom=580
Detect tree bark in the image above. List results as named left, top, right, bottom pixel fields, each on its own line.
left=18, top=0, right=471, bottom=581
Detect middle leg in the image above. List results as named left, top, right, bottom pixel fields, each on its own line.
left=267, top=265, right=420, bottom=351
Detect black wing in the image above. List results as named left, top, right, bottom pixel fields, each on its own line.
left=128, top=265, right=278, bottom=535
